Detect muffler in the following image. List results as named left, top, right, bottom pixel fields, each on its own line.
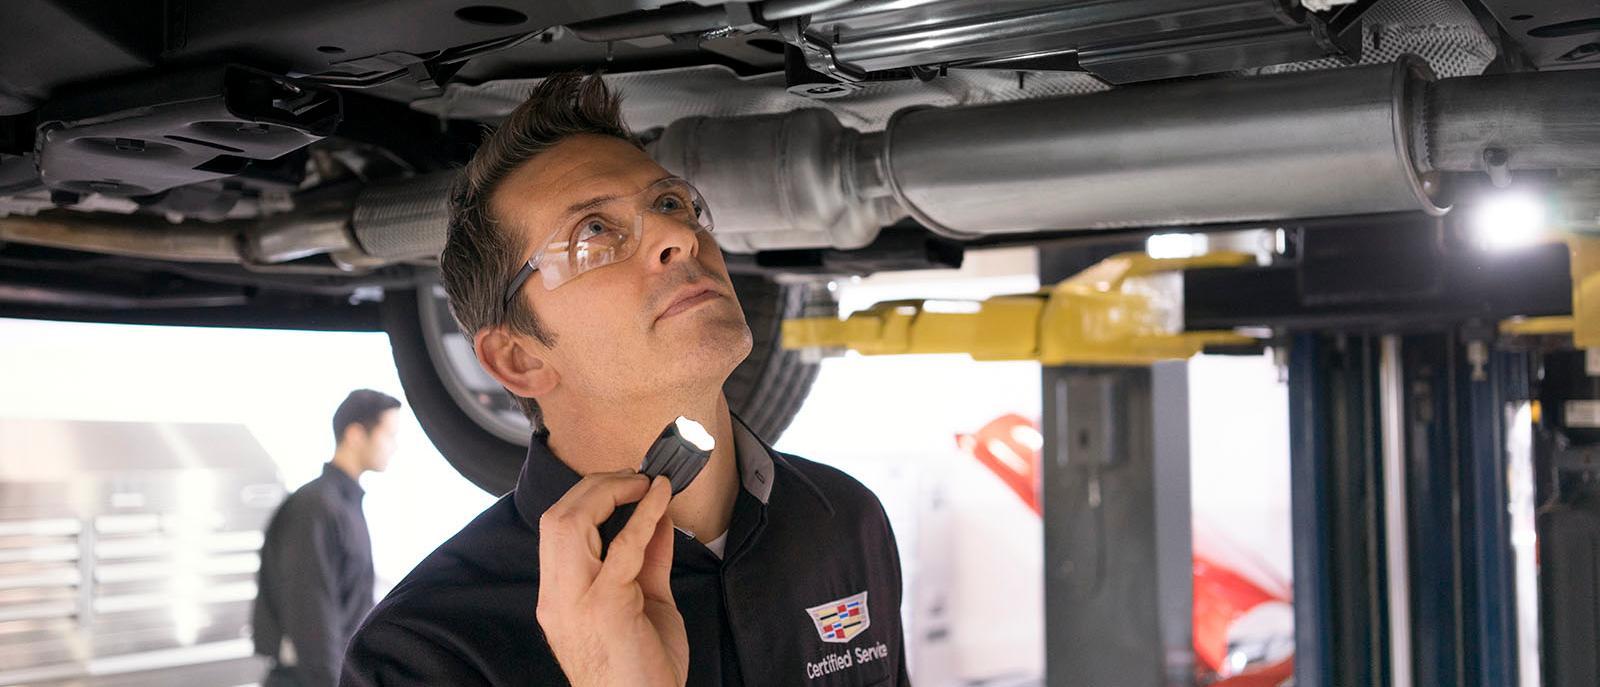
left=654, top=57, right=1600, bottom=250
left=880, top=58, right=1442, bottom=237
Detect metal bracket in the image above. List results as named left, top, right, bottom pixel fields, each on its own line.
left=778, top=18, right=866, bottom=85
left=781, top=250, right=1256, bottom=365
left=1483, top=148, right=1513, bottom=188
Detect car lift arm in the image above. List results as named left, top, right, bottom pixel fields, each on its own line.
left=781, top=250, right=1256, bottom=364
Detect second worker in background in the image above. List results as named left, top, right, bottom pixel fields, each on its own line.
left=253, top=389, right=402, bottom=687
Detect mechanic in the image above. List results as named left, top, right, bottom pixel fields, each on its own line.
left=340, top=73, right=909, bottom=686
left=253, top=389, right=402, bottom=687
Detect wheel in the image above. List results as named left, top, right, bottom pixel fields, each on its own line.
left=382, top=272, right=819, bottom=495
left=722, top=273, right=820, bottom=440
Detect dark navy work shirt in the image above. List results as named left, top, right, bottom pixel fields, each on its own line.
left=341, top=420, right=909, bottom=686
left=254, top=462, right=375, bottom=687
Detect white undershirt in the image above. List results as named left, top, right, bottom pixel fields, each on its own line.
left=703, top=531, right=729, bottom=559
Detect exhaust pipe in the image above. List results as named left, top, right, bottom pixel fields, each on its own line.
left=0, top=173, right=456, bottom=270
left=654, top=57, right=1600, bottom=250
left=0, top=213, right=246, bottom=263
left=1419, top=69, right=1600, bottom=175
left=5, top=60, right=1597, bottom=265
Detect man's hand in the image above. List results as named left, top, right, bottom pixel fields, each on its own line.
left=536, top=473, right=688, bottom=687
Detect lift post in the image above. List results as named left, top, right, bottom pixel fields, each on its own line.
left=1286, top=331, right=1526, bottom=687
left=1039, top=243, right=1195, bottom=686
left=1285, top=333, right=1390, bottom=687
left=1193, top=215, right=1551, bottom=687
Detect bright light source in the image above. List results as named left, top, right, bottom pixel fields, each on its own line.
left=922, top=299, right=982, bottom=314
left=673, top=416, right=715, bottom=452
left=1470, top=191, right=1548, bottom=250
left=1146, top=233, right=1208, bottom=259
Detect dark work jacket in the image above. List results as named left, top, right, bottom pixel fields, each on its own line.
left=341, top=420, right=909, bottom=686
left=254, top=463, right=376, bottom=687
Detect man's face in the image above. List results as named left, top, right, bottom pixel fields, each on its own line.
left=359, top=409, right=402, bottom=473
left=492, top=134, right=753, bottom=406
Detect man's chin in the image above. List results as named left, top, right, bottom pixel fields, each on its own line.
left=677, top=316, right=753, bottom=366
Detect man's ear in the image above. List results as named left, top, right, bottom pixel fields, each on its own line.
left=474, top=326, right=559, bottom=399
left=339, top=423, right=365, bottom=449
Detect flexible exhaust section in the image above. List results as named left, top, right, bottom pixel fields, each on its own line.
left=349, top=172, right=457, bottom=261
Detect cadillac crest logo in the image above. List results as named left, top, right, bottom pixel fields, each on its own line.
left=806, top=591, right=870, bottom=643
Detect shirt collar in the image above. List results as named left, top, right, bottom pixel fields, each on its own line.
left=322, top=462, right=365, bottom=501
left=513, top=414, right=778, bottom=529
left=731, top=416, right=774, bottom=503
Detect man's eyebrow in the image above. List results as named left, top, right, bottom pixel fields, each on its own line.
left=559, top=175, right=678, bottom=217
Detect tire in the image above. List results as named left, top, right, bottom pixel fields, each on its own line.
left=724, top=273, right=820, bottom=440
left=383, top=273, right=819, bottom=495
left=383, top=281, right=528, bottom=495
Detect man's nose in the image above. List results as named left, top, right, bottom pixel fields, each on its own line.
left=643, top=213, right=702, bottom=267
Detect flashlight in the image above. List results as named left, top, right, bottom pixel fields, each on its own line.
left=640, top=416, right=715, bottom=495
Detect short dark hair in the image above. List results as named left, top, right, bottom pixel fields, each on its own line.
left=332, top=389, right=402, bottom=445
left=439, top=72, right=641, bottom=432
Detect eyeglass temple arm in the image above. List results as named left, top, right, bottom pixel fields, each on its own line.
left=502, top=260, right=536, bottom=312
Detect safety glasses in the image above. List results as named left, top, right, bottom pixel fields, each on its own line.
left=499, top=177, right=714, bottom=319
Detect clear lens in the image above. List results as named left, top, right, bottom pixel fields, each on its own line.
left=522, top=177, right=713, bottom=292
left=529, top=214, right=631, bottom=290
